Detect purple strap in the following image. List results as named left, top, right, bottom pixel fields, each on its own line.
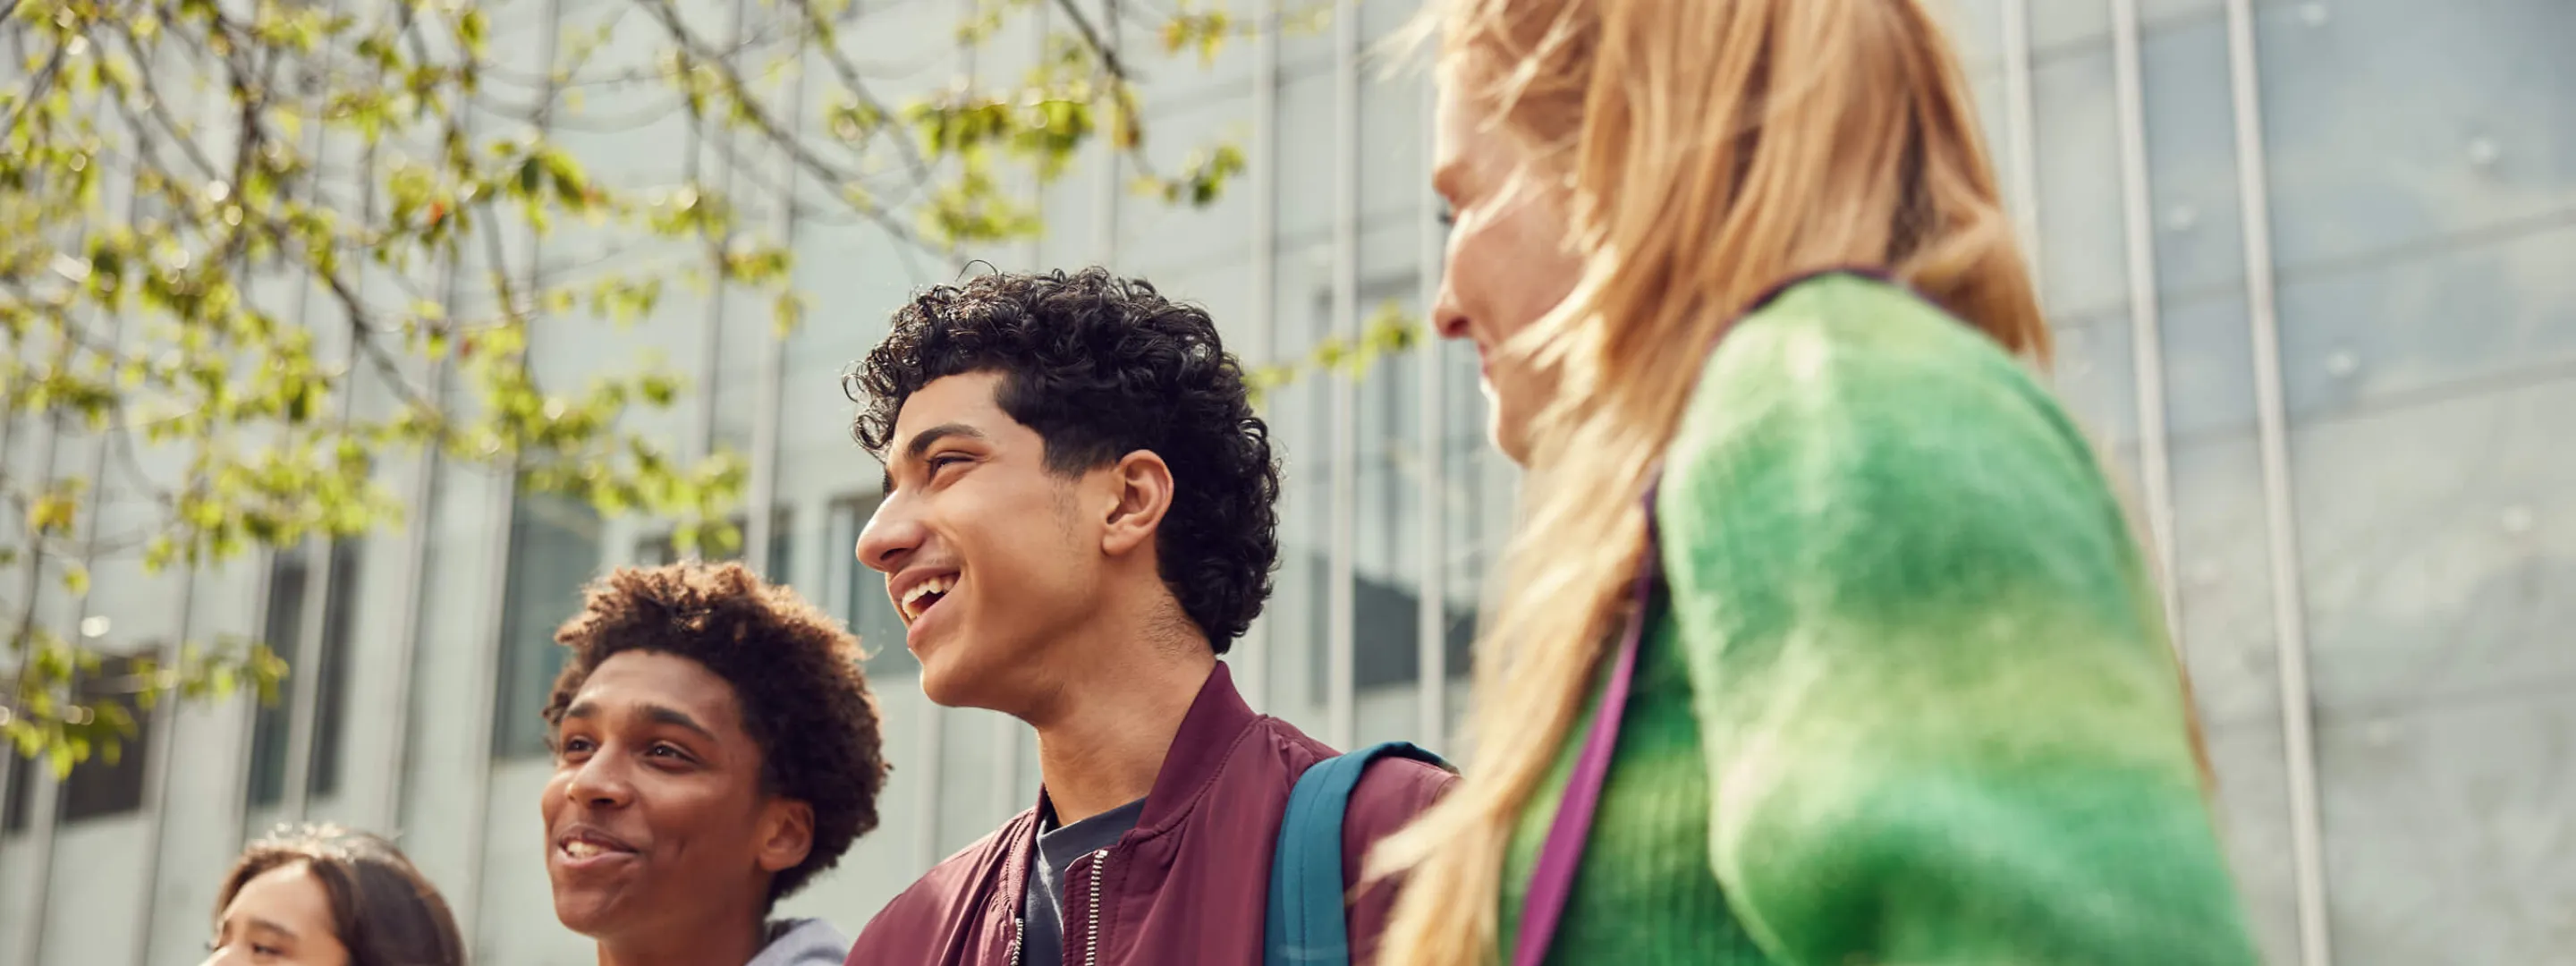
left=1513, top=482, right=1662, bottom=966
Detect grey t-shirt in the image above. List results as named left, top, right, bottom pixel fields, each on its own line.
left=1020, top=797, right=1146, bottom=966
left=745, top=918, right=850, bottom=966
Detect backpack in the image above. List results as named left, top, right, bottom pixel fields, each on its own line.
left=1262, top=741, right=1451, bottom=966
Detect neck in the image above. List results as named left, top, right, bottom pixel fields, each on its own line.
left=595, top=908, right=766, bottom=966
left=1023, top=608, right=1215, bottom=826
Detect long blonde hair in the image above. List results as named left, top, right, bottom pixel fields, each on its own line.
left=1371, top=1, right=2051, bottom=962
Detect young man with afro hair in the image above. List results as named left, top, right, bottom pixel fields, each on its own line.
left=841, top=267, right=1454, bottom=965
left=542, top=559, right=889, bottom=966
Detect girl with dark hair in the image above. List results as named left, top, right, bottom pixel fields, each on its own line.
left=204, top=823, right=466, bottom=966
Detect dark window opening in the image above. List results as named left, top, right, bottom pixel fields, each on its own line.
left=636, top=509, right=794, bottom=580
left=4, top=651, right=161, bottom=830
left=248, top=539, right=360, bottom=809
left=831, top=495, right=916, bottom=679
left=491, top=489, right=606, bottom=758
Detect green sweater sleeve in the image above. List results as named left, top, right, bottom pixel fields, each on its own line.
left=1654, top=276, right=2259, bottom=966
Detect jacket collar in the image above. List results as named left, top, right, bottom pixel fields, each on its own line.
left=1137, top=661, right=1259, bottom=831
left=1028, top=660, right=1260, bottom=835
left=990, top=661, right=1261, bottom=937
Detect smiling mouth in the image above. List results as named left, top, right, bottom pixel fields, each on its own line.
left=557, top=835, right=636, bottom=863
left=899, top=574, right=955, bottom=623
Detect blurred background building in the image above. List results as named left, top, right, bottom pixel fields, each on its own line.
left=2, top=0, right=2570, bottom=964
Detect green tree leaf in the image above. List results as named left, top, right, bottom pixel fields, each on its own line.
left=2, top=0, right=1371, bottom=780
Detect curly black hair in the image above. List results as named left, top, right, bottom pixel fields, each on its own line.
left=542, top=560, right=887, bottom=907
left=844, top=267, right=1280, bottom=650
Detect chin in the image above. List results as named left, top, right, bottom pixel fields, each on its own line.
left=918, top=640, right=1045, bottom=717
left=915, top=661, right=970, bottom=708
left=1490, top=411, right=1533, bottom=467
left=915, top=649, right=992, bottom=711
left=552, top=896, right=611, bottom=938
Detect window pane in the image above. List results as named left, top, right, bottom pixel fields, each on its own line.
left=490, top=490, right=606, bottom=758
left=1, top=750, right=27, bottom=833
left=833, top=496, right=916, bottom=679
left=635, top=510, right=790, bottom=573
left=59, top=654, right=155, bottom=823
left=764, top=511, right=794, bottom=584
left=308, top=540, right=360, bottom=800
left=1345, top=275, right=1422, bottom=716
left=0, top=662, right=152, bottom=830
left=635, top=534, right=678, bottom=567
left=246, top=547, right=310, bottom=808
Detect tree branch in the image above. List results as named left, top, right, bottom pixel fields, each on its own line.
left=109, top=30, right=227, bottom=182
left=784, top=0, right=936, bottom=191
left=1050, top=0, right=1137, bottom=88
left=631, top=0, right=929, bottom=251
left=473, top=6, right=806, bottom=92
left=8, top=338, right=76, bottom=658
left=1043, top=0, right=1177, bottom=187
left=3, top=35, right=72, bottom=138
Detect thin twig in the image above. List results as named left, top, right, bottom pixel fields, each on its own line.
left=474, top=8, right=804, bottom=91
left=631, top=0, right=928, bottom=250
left=3, top=37, right=73, bottom=138
left=110, top=30, right=226, bottom=181
left=1049, top=0, right=1137, bottom=88
left=785, top=0, right=935, bottom=188
left=1046, top=0, right=1174, bottom=185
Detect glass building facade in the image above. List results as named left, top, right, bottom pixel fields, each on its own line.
left=3, top=1, right=2571, bottom=964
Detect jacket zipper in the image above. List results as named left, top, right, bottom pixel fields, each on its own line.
left=1010, top=849, right=1112, bottom=966
left=1083, top=848, right=1110, bottom=966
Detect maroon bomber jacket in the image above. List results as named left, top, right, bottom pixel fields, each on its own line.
left=843, top=662, right=1456, bottom=966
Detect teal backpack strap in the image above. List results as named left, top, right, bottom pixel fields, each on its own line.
left=1264, top=741, right=1450, bottom=966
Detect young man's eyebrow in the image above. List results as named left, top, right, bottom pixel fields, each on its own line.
left=904, top=423, right=987, bottom=461
left=884, top=422, right=988, bottom=491
left=640, top=703, right=718, bottom=743
left=555, top=700, right=717, bottom=744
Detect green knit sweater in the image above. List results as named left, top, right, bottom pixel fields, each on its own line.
left=1496, top=275, right=2259, bottom=965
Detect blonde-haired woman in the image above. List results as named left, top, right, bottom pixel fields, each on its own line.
left=1370, top=0, right=2261, bottom=963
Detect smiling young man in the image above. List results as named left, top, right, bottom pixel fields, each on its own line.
left=542, top=560, right=890, bottom=966
left=838, top=267, right=1454, bottom=966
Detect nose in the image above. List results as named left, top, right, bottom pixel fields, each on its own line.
left=1431, top=270, right=1472, bottom=341
left=855, top=493, right=923, bottom=575
left=564, top=747, right=635, bottom=809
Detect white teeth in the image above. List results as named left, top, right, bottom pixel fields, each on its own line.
left=564, top=840, right=604, bottom=860
left=899, top=575, right=956, bottom=621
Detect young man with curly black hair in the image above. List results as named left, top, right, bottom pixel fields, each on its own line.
left=542, top=560, right=889, bottom=966
left=840, top=267, right=1453, bottom=965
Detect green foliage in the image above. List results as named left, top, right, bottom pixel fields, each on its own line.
left=3, top=629, right=284, bottom=778
left=2, top=0, right=1352, bottom=775
left=1159, top=1, right=1238, bottom=66
left=1247, top=300, right=1426, bottom=402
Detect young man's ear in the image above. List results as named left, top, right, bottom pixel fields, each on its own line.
left=755, top=799, right=816, bottom=875
left=1099, top=450, right=1174, bottom=556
